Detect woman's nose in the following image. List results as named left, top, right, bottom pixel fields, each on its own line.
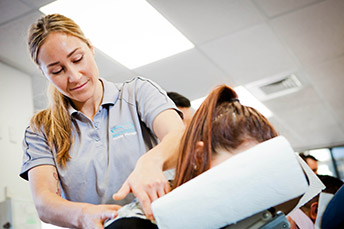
left=68, top=66, right=82, bottom=82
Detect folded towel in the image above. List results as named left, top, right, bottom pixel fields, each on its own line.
left=152, top=136, right=308, bottom=229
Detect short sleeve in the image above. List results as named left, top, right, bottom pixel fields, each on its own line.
left=20, top=126, right=56, bottom=180
left=129, top=77, right=181, bottom=131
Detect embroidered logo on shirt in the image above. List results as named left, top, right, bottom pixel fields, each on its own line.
left=110, top=123, right=137, bottom=139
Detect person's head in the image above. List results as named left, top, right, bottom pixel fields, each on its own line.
left=28, top=14, right=101, bottom=166
left=300, top=174, right=343, bottom=222
left=172, top=85, right=278, bottom=188
left=167, top=92, right=194, bottom=126
left=300, top=153, right=318, bottom=174
left=28, top=14, right=101, bottom=107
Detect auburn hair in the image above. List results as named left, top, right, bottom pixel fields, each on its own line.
left=172, top=85, right=278, bottom=188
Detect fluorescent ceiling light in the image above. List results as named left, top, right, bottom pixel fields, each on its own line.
left=40, top=0, right=194, bottom=69
left=191, top=86, right=273, bottom=118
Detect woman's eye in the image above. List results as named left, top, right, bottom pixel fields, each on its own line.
left=52, top=67, right=63, bottom=75
left=73, top=55, right=83, bottom=63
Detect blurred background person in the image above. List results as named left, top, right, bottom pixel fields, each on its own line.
left=287, top=174, right=343, bottom=229
left=300, top=153, right=319, bottom=174
left=167, top=91, right=194, bottom=126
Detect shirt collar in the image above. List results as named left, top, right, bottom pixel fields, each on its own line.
left=100, top=77, right=119, bottom=106
left=67, top=77, right=119, bottom=116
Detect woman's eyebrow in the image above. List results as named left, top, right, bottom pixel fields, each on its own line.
left=47, top=61, right=60, bottom=67
left=47, top=48, right=80, bottom=67
left=67, top=48, right=80, bottom=58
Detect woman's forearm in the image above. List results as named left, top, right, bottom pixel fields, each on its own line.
left=29, top=165, right=119, bottom=228
left=33, top=190, right=85, bottom=228
left=150, top=109, right=185, bottom=170
left=34, top=192, right=119, bottom=228
left=142, top=127, right=184, bottom=171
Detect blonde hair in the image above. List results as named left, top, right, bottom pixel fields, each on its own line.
left=28, top=14, right=89, bottom=166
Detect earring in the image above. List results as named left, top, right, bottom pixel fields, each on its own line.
left=193, top=163, right=198, bottom=170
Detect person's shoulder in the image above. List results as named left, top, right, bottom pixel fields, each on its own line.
left=118, top=76, right=160, bottom=91
left=122, top=76, right=153, bottom=85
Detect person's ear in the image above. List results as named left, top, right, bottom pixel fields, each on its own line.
left=192, top=141, right=205, bottom=170
left=195, top=141, right=204, bottom=154
left=310, top=202, right=318, bottom=222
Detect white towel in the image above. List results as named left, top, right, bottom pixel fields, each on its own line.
left=291, top=156, right=325, bottom=211
left=288, top=208, right=315, bottom=229
left=151, top=136, right=308, bottom=229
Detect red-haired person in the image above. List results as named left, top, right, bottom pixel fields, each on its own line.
left=173, top=85, right=278, bottom=188
left=106, top=85, right=279, bottom=228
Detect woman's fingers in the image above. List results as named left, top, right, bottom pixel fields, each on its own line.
left=112, top=180, right=130, bottom=200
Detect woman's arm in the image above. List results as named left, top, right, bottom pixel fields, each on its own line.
left=29, top=165, right=121, bottom=228
left=113, top=109, right=185, bottom=220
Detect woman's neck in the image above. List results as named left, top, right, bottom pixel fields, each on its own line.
left=74, top=79, right=104, bottom=120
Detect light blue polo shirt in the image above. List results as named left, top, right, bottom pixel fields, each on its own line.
left=20, top=77, right=179, bottom=205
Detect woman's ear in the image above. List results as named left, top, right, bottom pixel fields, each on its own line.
left=310, top=202, right=318, bottom=222
left=195, top=141, right=204, bottom=154
left=192, top=141, right=205, bottom=170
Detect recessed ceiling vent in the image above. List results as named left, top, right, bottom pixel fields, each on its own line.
left=246, top=73, right=303, bottom=101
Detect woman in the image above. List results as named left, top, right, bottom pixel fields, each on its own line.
left=20, top=14, right=184, bottom=228
left=172, top=84, right=278, bottom=189
left=106, top=84, right=279, bottom=228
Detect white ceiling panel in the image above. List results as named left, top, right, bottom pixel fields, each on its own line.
left=264, top=86, right=344, bottom=148
left=1, top=0, right=344, bottom=150
left=266, top=86, right=330, bottom=119
left=134, top=49, right=230, bottom=100
left=268, top=116, right=304, bottom=149
left=298, top=123, right=344, bottom=149
left=305, top=56, right=344, bottom=125
left=0, top=11, right=43, bottom=76
left=147, top=0, right=265, bottom=45
left=20, top=0, right=55, bottom=9
left=94, top=49, right=136, bottom=84
left=270, top=0, right=344, bottom=67
left=254, top=0, right=322, bottom=18
left=200, top=23, right=297, bottom=85
left=0, top=0, right=32, bottom=25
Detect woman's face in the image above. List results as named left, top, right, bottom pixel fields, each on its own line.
left=37, top=32, right=100, bottom=105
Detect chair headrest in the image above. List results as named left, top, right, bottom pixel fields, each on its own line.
left=152, top=136, right=308, bottom=229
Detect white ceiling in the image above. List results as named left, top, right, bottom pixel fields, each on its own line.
left=0, top=0, right=343, bottom=151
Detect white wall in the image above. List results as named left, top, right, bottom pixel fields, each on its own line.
left=0, top=61, right=34, bottom=202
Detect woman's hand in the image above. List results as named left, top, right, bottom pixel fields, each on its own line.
left=113, top=153, right=170, bottom=220
left=79, top=204, right=121, bottom=228
left=113, top=109, right=185, bottom=220
left=28, top=165, right=121, bottom=228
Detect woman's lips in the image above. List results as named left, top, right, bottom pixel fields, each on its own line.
left=70, top=81, right=88, bottom=91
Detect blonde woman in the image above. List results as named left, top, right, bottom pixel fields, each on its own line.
left=20, top=14, right=184, bottom=228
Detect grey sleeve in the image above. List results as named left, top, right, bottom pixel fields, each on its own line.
left=20, top=126, right=56, bottom=180
left=131, top=77, right=181, bottom=131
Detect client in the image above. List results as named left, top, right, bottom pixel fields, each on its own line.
left=172, top=85, right=277, bottom=188
left=106, top=85, right=278, bottom=228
